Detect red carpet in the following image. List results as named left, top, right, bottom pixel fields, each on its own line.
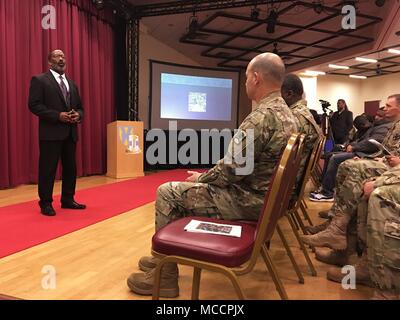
left=0, top=169, right=195, bottom=259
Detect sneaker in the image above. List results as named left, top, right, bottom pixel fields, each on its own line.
left=309, top=193, right=334, bottom=202
left=310, top=187, right=323, bottom=197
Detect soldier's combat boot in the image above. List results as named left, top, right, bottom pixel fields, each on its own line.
left=371, top=289, right=399, bottom=300
left=300, top=211, right=350, bottom=250
left=127, top=262, right=179, bottom=298
left=326, top=254, right=373, bottom=287
left=304, top=219, right=331, bottom=235
left=315, top=248, right=348, bottom=267
left=314, top=232, right=357, bottom=266
left=138, top=256, right=161, bottom=272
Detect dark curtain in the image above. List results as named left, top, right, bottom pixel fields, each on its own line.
left=0, top=0, right=115, bottom=189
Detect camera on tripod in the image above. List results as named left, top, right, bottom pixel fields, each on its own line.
left=319, top=99, right=332, bottom=113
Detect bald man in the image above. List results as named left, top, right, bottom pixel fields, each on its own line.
left=127, top=53, right=299, bottom=298
left=29, top=50, right=85, bottom=216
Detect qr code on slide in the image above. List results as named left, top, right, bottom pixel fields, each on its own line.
left=188, top=92, right=207, bottom=113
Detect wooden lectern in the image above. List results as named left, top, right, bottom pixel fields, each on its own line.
left=107, top=121, right=144, bottom=178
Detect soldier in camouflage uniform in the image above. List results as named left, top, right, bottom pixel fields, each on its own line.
left=127, top=53, right=299, bottom=298
left=281, top=74, right=323, bottom=194
left=301, top=95, right=400, bottom=254
left=357, top=167, right=400, bottom=299
left=324, top=167, right=400, bottom=298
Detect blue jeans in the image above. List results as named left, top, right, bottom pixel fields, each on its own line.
left=321, top=152, right=355, bottom=197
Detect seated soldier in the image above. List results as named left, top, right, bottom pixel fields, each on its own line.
left=281, top=74, right=322, bottom=195
left=326, top=166, right=400, bottom=299
left=300, top=95, right=400, bottom=259
left=126, top=53, right=299, bottom=298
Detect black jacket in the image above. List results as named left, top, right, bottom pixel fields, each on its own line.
left=351, top=119, right=394, bottom=156
left=330, top=109, right=353, bottom=144
left=28, top=71, right=84, bottom=141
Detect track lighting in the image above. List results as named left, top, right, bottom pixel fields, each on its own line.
left=250, top=7, right=260, bottom=20
left=266, top=9, right=278, bottom=34
left=313, top=1, right=323, bottom=14
left=92, top=0, right=105, bottom=10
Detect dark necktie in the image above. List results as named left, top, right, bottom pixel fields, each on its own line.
left=59, top=75, right=68, bottom=102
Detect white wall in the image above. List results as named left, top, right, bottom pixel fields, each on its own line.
left=360, top=73, right=400, bottom=107
left=314, top=73, right=400, bottom=117
left=139, top=23, right=201, bottom=128
left=300, top=76, right=318, bottom=111
left=316, top=75, right=363, bottom=116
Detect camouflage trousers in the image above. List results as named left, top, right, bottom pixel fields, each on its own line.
left=329, top=159, right=388, bottom=220
left=155, top=182, right=222, bottom=231
left=357, top=185, right=400, bottom=294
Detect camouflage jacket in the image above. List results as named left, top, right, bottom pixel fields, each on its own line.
left=374, top=166, right=400, bottom=188
left=197, top=91, right=299, bottom=220
left=289, top=99, right=323, bottom=192
left=290, top=99, right=322, bottom=145
left=382, top=119, right=400, bottom=157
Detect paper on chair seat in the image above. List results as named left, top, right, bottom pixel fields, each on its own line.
left=184, top=219, right=242, bottom=238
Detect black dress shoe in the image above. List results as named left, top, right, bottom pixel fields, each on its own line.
left=61, top=200, right=86, bottom=210
left=40, top=204, right=56, bottom=216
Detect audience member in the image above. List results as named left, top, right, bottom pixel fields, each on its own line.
left=126, top=53, right=299, bottom=298
left=281, top=74, right=322, bottom=194
left=301, top=95, right=400, bottom=257
left=309, top=108, right=393, bottom=203
left=330, top=99, right=353, bottom=144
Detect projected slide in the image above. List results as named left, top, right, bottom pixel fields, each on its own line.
left=160, top=73, right=232, bottom=121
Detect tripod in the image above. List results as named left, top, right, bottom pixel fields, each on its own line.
left=321, top=108, right=336, bottom=151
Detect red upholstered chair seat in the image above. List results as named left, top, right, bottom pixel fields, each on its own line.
left=152, top=217, right=257, bottom=268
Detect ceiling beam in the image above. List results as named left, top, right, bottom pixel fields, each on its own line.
left=132, top=0, right=296, bottom=18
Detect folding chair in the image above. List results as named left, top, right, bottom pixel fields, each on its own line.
left=150, top=133, right=305, bottom=300
left=310, top=136, right=326, bottom=189
left=293, top=135, right=326, bottom=233
left=274, top=136, right=324, bottom=281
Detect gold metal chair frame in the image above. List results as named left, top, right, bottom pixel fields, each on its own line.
left=151, top=133, right=305, bottom=300
left=275, top=136, right=326, bottom=282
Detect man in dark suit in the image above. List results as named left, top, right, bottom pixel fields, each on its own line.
left=28, top=49, right=86, bottom=216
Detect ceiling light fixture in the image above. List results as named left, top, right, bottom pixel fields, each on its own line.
left=355, top=57, right=378, bottom=63
left=313, top=1, right=323, bottom=14
left=350, top=75, right=367, bottom=79
left=303, top=70, right=326, bottom=76
left=92, top=0, right=105, bottom=10
left=329, top=64, right=349, bottom=70
left=188, top=12, right=199, bottom=35
left=388, top=48, right=400, bottom=55
left=376, top=64, right=382, bottom=76
left=272, top=42, right=279, bottom=55
left=266, top=9, right=278, bottom=34
left=250, top=7, right=260, bottom=20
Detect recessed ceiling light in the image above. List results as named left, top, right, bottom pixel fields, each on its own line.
left=303, top=70, right=326, bottom=76
left=350, top=75, right=367, bottom=79
left=388, top=48, right=400, bottom=55
left=355, top=57, right=378, bottom=63
left=329, top=64, right=349, bottom=70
